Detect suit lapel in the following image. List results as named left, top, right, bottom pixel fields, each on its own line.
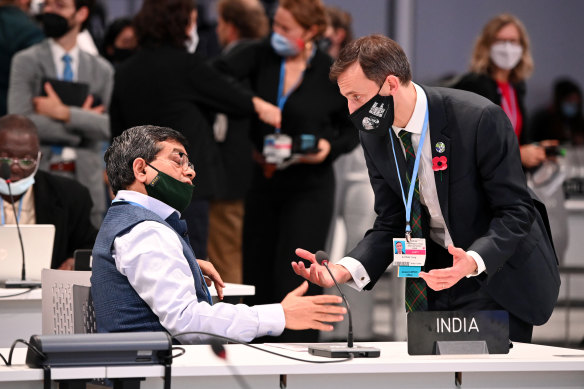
left=423, top=86, right=451, bottom=229
left=77, top=50, right=90, bottom=83
left=38, top=40, right=58, bottom=78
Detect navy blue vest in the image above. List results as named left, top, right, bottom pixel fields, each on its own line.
left=91, top=202, right=210, bottom=334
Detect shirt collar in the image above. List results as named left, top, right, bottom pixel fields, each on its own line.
left=48, top=38, right=80, bottom=77
left=392, top=82, right=428, bottom=136
left=113, top=190, right=177, bottom=220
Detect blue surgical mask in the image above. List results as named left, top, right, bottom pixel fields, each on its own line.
left=270, top=32, right=300, bottom=57
left=0, top=167, right=38, bottom=196
left=561, top=102, right=579, bottom=118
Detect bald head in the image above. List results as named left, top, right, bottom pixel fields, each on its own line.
left=0, top=114, right=39, bottom=140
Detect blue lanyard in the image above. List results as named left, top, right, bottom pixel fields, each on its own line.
left=0, top=196, right=24, bottom=225
left=275, top=47, right=315, bottom=133
left=388, top=106, right=429, bottom=237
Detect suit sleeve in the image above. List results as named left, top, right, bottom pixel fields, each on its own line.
left=7, top=50, right=82, bottom=145
left=468, top=104, right=535, bottom=278
left=346, top=134, right=407, bottom=289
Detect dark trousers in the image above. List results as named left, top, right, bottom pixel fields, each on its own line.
left=243, top=168, right=335, bottom=343
left=425, top=239, right=533, bottom=343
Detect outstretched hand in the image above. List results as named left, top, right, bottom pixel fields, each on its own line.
left=419, top=244, right=478, bottom=291
left=291, top=248, right=352, bottom=288
left=281, top=281, right=346, bottom=331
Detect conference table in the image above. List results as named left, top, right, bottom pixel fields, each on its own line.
left=0, top=341, right=583, bottom=388
left=0, top=283, right=255, bottom=348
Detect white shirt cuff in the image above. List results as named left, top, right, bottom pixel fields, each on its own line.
left=336, top=256, right=371, bottom=291
left=466, top=250, right=486, bottom=277
left=254, top=303, right=285, bottom=337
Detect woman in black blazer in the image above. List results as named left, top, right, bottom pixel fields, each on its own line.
left=110, top=0, right=279, bottom=259
left=214, top=0, right=358, bottom=342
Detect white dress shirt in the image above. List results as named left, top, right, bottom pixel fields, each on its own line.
left=48, top=38, right=80, bottom=81
left=111, top=190, right=285, bottom=343
left=338, top=83, right=486, bottom=290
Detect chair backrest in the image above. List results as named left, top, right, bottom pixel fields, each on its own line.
left=41, top=269, right=94, bottom=335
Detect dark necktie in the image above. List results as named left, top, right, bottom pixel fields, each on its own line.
left=165, top=212, right=212, bottom=304
left=62, top=54, right=73, bottom=81
left=398, top=130, right=428, bottom=312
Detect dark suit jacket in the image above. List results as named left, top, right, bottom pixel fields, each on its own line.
left=348, top=85, right=560, bottom=326
left=110, top=46, right=255, bottom=199
left=33, top=170, right=97, bottom=268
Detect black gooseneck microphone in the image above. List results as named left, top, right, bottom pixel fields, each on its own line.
left=1, top=162, right=28, bottom=284
left=315, top=250, right=354, bottom=347
left=307, top=250, right=380, bottom=358
left=209, top=339, right=251, bottom=389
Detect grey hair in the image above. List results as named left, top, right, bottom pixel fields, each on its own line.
left=105, top=125, right=188, bottom=194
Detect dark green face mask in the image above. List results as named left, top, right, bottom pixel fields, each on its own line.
left=145, top=163, right=194, bottom=213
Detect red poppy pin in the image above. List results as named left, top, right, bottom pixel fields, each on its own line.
left=432, top=156, right=448, bottom=171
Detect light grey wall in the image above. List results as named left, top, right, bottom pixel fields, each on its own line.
left=413, top=0, right=584, bottom=114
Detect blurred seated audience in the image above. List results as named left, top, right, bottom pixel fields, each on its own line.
left=0, top=114, right=97, bottom=270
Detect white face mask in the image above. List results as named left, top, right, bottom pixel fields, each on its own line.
left=185, top=24, right=199, bottom=54
left=490, top=41, right=523, bottom=70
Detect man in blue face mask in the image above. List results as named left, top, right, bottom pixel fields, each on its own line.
left=0, top=114, right=96, bottom=269
left=91, top=125, right=346, bottom=344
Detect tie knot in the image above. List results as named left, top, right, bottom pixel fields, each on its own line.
left=62, top=54, right=72, bottom=64
left=398, top=130, right=412, bottom=147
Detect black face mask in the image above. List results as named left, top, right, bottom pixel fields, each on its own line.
left=349, top=86, right=395, bottom=137
left=317, top=37, right=332, bottom=53
left=111, top=48, right=135, bottom=63
left=42, top=12, right=72, bottom=39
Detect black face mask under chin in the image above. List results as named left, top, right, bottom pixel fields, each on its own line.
left=349, top=86, right=395, bottom=137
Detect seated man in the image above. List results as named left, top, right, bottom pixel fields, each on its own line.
left=90, top=125, right=346, bottom=344
left=0, top=114, right=97, bottom=269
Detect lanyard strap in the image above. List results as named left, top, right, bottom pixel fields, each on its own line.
left=388, top=107, right=429, bottom=235
left=275, top=47, right=315, bottom=133
left=0, top=196, right=24, bottom=225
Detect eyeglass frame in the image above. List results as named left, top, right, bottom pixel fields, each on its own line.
left=0, top=151, right=41, bottom=170
left=151, top=151, right=195, bottom=173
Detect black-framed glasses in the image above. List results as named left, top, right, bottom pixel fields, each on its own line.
left=0, top=155, right=38, bottom=170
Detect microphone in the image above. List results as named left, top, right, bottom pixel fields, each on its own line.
left=209, top=339, right=251, bottom=389
left=1, top=162, right=30, bottom=288
left=307, top=250, right=380, bottom=358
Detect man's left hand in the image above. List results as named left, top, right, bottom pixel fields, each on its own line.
left=419, top=244, right=478, bottom=291
left=197, top=260, right=225, bottom=300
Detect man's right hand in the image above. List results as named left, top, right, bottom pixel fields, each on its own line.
left=281, top=281, right=346, bottom=331
left=291, top=248, right=352, bottom=288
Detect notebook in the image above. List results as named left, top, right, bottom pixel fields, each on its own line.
left=40, top=77, right=90, bottom=107
left=0, top=225, right=55, bottom=285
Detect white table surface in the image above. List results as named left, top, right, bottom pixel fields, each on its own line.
left=2, top=341, right=583, bottom=389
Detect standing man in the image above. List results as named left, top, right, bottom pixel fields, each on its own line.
left=208, top=0, right=269, bottom=283
left=8, top=0, right=113, bottom=227
left=292, top=34, right=560, bottom=342
left=91, top=125, right=345, bottom=343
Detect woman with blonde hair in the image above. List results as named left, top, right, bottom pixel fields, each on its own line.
left=454, top=13, right=555, bottom=169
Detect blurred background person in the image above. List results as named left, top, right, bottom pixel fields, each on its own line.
left=214, top=0, right=358, bottom=342
left=0, top=114, right=97, bottom=270
left=0, top=0, right=44, bottom=116
left=207, top=0, right=269, bottom=284
left=101, top=16, right=137, bottom=66
left=453, top=13, right=568, bottom=263
left=110, top=0, right=280, bottom=260
left=8, top=0, right=113, bottom=228
left=318, top=5, right=380, bottom=342
left=530, top=78, right=584, bottom=146
left=453, top=13, right=558, bottom=170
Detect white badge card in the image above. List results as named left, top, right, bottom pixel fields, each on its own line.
left=393, top=237, right=427, bottom=278
left=263, top=133, right=292, bottom=164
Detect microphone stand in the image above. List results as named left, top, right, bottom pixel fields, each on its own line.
left=307, top=251, right=380, bottom=358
